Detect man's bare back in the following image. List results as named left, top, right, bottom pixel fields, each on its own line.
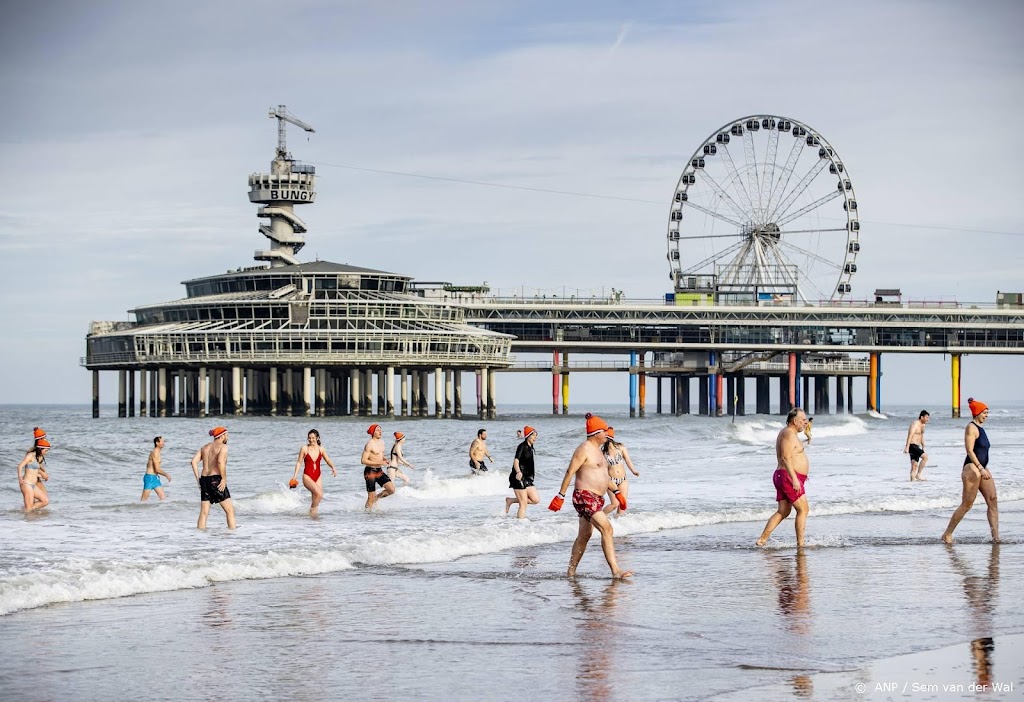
left=198, top=442, right=228, bottom=480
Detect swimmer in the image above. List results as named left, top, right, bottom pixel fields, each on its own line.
left=16, top=428, right=50, bottom=512
left=942, top=399, right=999, bottom=544
left=289, top=429, right=337, bottom=517
left=756, top=408, right=810, bottom=549
left=602, top=427, right=639, bottom=517
left=362, top=424, right=394, bottom=509
left=904, top=410, right=930, bottom=481
left=469, top=428, right=494, bottom=473
left=505, top=426, right=540, bottom=518
left=190, top=426, right=236, bottom=530
left=387, top=432, right=415, bottom=486
left=141, top=436, right=172, bottom=501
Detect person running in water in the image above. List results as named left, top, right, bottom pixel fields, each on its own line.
left=469, top=428, right=494, bottom=473
left=190, top=427, right=236, bottom=530
left=942, top=399, right=999, bottom=544
left=362, top=424, right=394, bottom=509
left=289, top=429, right=337, bottom=517
left=756, top=408, right=810, bottom=549
left=505, top=426, right=540, bottom=518
left=602, top=427, right=639, bottom=518
left=141, top=436, right=172, bottom=501
left=549, top=413, right=631, bottom=579
left=904, top=410, right=930, bottom=481
left=388, top=432, right=415, bottom=486
left=16, top=428, right=51, bottom=512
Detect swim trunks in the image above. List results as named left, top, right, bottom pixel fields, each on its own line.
left=364, top=466, right=392, bottom=492
left=143, top=474, right=161, bottom=490
left=509, top=474, right=534, bottom=490
left=908, top=444, right=924, bottom=462
left=772, top=468, right=807, bottom=504
left=470, top=458, right=488, bottom=473
left=572, top=489, right=605, bottom=522
left=199, top=475, right=231, bottom=504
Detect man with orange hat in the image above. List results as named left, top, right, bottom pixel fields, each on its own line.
left=505, top=426, right=540, bottom=518
left=361, top=424, right=394, bottom=509
left=469, top=428, right=494, bottom=474
left=550, top=413, right=632, bottom=579
left=190, top=427, right=236, bottom=530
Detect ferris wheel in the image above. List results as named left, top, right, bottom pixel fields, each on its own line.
left=667, top=115, right=860, bottom=303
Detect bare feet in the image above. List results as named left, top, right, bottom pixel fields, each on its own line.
left=755, top=537, right=768, bottom=547
left=567, top=566, right=577, bottom=578
left=612, top=569, right=634, bottom=579
left=941, top=533, right=954, bottom=544
left=505, top=497, right=516, bottom=514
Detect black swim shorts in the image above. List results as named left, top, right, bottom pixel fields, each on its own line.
left=509, top=474, right=534, bottom=491
left=199, top=475, right=231, bottom=504
left=470, top=458, right=488, bottom=472
left=364, top=466, right=392, bottom=493
left=909, top=444, right=925, bottom=462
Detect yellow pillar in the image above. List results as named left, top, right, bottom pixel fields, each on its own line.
left=561, top=352, right=569, bottom=414
left=867, top=353, right=878, bottom=412
left=951, top=353, right=961, bottom=418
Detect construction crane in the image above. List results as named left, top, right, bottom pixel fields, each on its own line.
left=268, top=105, right=315, bottom=159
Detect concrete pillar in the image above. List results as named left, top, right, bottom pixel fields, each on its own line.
left=726, top=376, right=735, bottom=419
left=400, top=370, right=409, bottom=417
left=197, top=367, right=207, bottom=417
left=268, top=366, right=277, bottom=416
left=629, top=351, right=637, bottom=418
left=351, top=370, right=362, bottom=416
left=454, top=370, right=462, bottom=418
left=92, top=370, right=101, bottom=418
left=487, top=367, right=497, bottom=419
left=420, top=371, right=430, bottom=417
left=561, top=352, right=570, bottom=415
left=868, top=352, right=879, bottom=412
left=698, top=375, right=709, bottom=416
left=228, top=367, right=240, bottom=415
left=835, top=374, right=845, bottom=413
left=679, top=376, right=690, bottom=415
left=409, top=371, right=418, bottom=417
left=951, top=353, right=961, bottom=418
left=158, top=368, right=168, bottom=417
left=444, top=370, right=453, bottom=418
left=552, top=350, right=561, bottom=415
left=373, top=370, right=382, bottom=417
left=803, top=376, right=811, bottom=413
left=477, top=368, right=487, bottom=419
left=778, top=376, right=790, bottom=415
left=657, top=377, right=663, bottom=415
left=167, top=371, right=176, bottom=416
left=128, top=371, right=136, bottom=417
left=434, top=367, right=443, bottom=418
left=737, top=374, right=746, bottom=416
left=362, top=369, right=372, bottom=416
left=317, top=369, right=327, bottom=417
left=638, top=354, right=647, bottom=418
left=139, top=370, right=148, bottom=417
left=822, top=376, right=831, bottom=415
left=302, top=366, right=312, bottom=417
left=118, top=369, right=127, bottom=418
left=179, top=371, right=186, bottom=417
left=387, top=367, right=395, bottom=418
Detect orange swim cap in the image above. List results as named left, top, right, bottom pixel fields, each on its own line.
left=209, top=426, right=228, bottom=438
left=523, top=426, right=537, bottom=439
left=367, top=424, right=381, bottom=436
left=36, top=439, right=51, bottom=449
left=967, top=398, right=988, bottom=417
left=33, top=427, right=46, bottom=440
left=605, top=427, right=616, bottom=439
left=394, top=432, right=405, bottom=441
left=585, top=413, right=609, bottom=436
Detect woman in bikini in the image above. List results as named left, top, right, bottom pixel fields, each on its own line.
left=388, top=432, right=415, bottom=486
left=602, top=427, right=639, bottom=517
left=289, top=429, right=337, bottom=517
left=942, top=398, right=999, bottom=544
left=17, top=429, right=51, bottom=512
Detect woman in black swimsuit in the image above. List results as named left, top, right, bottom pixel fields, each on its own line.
left=942, top=398, right=999, bottom=544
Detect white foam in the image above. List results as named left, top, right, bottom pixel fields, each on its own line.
left=402, top=468, right=509, bottom=499
left=0, top=550, right=355, bottom=616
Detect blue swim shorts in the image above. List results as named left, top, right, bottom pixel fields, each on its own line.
left=143, top=474, right=161, bottom=490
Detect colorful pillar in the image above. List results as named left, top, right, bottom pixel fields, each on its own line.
left=708, top=351, right=717, bottom=417
left=951, top=353, right=961, bottom=418
left=875, top=354, right=883, bottom=413
left=561, top=352, right=570, bottom=415
left=787, top=352, right=797, bottom=410
left=867, top=353, right=878, bottom=412
left=552, top=351, right=560, bottom=415
left=639, top=353, right=647, bottom=418
left=629, top=351, right=638, bottom=417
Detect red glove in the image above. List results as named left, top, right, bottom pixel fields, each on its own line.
left=288, top=479, right=298, bottom=489
left=612, top=489, right=627, bottom=511
left=548, top=494, right=565, bottom=512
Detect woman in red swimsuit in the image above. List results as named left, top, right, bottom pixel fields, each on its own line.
left=289, top=429, right=337, bottom=517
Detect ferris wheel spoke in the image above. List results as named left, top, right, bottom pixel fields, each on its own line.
left=682, top=201, right=745, bottom=229
left=676, top=233, right=749, bottom=240
left=767, top=159, right=827, bottom=223
left=775, top=239, right=843, bottom=270
left=759, top=128, right=779, bottom=220
left=718, top=144, right=757, bottom=217
left=680, top=239, right=746, bottom=275
left=776, top=190, right=842, bottom=228
left=779, top=227, right=847, bottom=235
left=766, top=136, right=804, bottom=215
left=697, top=170, right=751, bottom=222
left=768, top=245, right=824, bottom=303
left=743, top=130, right=762, bottom=221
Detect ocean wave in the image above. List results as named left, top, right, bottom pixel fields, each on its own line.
left=0, top=550, right=355, bottom=616
left=401, top=469, right=510, bottom=499
left=730, top=415, right=869, bottom=445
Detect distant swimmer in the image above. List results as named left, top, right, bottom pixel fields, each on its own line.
left=803, top=417, right=813, bottom=445
left=388, top=432, right=415, bottom=486
left=516, top=429, right=524, bottom=440
left=602, top=427, right=639, bottom=518
left=469, top=428, right=494, bottom=473
left=362, top=424, right=394, bottom=509
left=904, top=410, right=930, bottom=481
left=505, top=426, right=540, bottom=518
left=190, top=426, right=236, bottom=530
left=289, top=429, right=337, bottom=517
left=16, top=428, right=50, bottom=512
left=141, top=436, right=172, bottom=501
left=942, top=399, right=999, bottom=544
left=550, top=413, right=632, bottom=579
left=756, top=408, right=810, bottom=549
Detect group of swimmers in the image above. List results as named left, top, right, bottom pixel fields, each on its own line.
left=15, top=397, right=1000, bottom=578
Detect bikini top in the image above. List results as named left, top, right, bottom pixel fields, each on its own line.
left=606, top=451, right=624, bottom=466
left=304, top=451, right=322, bottom=470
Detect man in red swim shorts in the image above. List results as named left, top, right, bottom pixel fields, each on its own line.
left=549, top=413, right=632, bottom=579
left=757, top=408, right=810, bottom=549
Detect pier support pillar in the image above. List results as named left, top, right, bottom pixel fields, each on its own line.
left=639, top=354, right=647, bottom=418
left=243, top=369, right=253, bottom=415
left=868, top=353, right=879, bottom=412
left=708, top=352, right=717, bottom=418
left=698, top=375, right=709, bottom=416
left=318, top=369, right=328, bottom=417
left=302, top=367, right=312, bottom=417
left=351, top=370, right=361, bottom=417
left=629, top=351, right=638, bottom=418
left=168, top=371, right=176, bottom=416
left=487, top=367, right=497, bottom=419
left=552, top=351, right=560, bottom=415
left=444, top=369, right=453, bottom=418
left=434, top=367, right=443, bottom=418
left=269, top=367, right=278, bottom=416
left=363, top=370, right=374, bottom=416
left=737, top=374, right=746, bottom=416
left=400, top=370, right=409, bottom=417
left=92, top=370, right=101, bottom=418
left=231, top=367, right=242, bottom=415
left=158, top=368, right=168, bottom=417
left=562, top=353, right=569, bottom=415
left=657, top=377, right=663, bottom=415
left=787, top=353, right=797, bottom=411
left=139, top=370, right=148, bottom=417
left=727, top=376, right=735, bottom=419
left=420, top=371, right=430, bottom=417
left=847, top=376, right=854, bottom=414
left=411, top=371, right=421, bottom=417
left=477, top=369, right=487, bottom=419
left=128, top=371, right=136, bottom=417
left=835, top=374, right=845, bottom=414
left=778, top=376, right=790, bottom=415
left=198, top=367, right=207, bottom=417
left=387, top=367, right=396, bottom=418
left=715, top=374, right=723, bottom=418
left=118, top=370, right=127, bottom=418
left=802, top=376, right=810, bottom=413
left=454, top=370, right=463, bottom=418
left=377, top=370, right=385, bottom=417
left=951, top=353, right=961, bottom=418
left=284, top=369, right=295, bottom=416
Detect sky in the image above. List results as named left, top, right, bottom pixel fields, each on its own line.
left=1, top=0, right=1022, bottom=408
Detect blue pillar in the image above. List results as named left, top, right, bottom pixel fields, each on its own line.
left=708, top=351, right=717, bottom=418
left=629, top=351, right=637, bottom=417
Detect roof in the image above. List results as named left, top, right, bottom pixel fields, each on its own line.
left=183, top=260, right=408, bottom=285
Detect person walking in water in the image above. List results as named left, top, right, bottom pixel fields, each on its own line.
left=362, top=424, right=394, bottom=509
left=505, top=426, right=540, bottom=518
left=469, top=428, right=494, bottom=473
left=16, top=428, right=50, bottom=512
left=549, top=413, right=631, bottom=579
left=190, top=427, right=236, bottom=530
left=802, top=417, right=813, bottom=445
left=141, top=436, right=172, bottom=501
left=388, top=432, right=415, bottom=486
left=942, top=399, right=999, bottom=544
left=602, top=427, right=639, bottom=517
left=289, top=429, right=337, bottom=517
left=904, top=410, right=930, bottom=481
left=757, top=408, right=810, bottom=549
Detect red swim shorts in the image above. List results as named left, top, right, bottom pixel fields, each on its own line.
left=773, top=468, right=808, bottom=503
left=572, top=489, right=605, bottom=522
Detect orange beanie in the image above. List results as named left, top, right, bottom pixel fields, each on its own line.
left=967, top=398, right=988, bottom=417
left=36, top=439, right=51, bottom=449
left=605, top=427, right=616, bottom=439
left=585, top=413, right=609, bottom=436
left=394, top=432, right=405, bottom=441
left=33, top=427, right=46, bottom=440
left=209, top=426, right=228, bottom=438
left=523, top=426, right=537, bottom=439
left=368, top=424, right=381, bottom=436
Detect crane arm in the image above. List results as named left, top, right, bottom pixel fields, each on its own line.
left=269, top=107, right=315, bottom=133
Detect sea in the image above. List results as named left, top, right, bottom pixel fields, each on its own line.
left=1, top=403, right=1022, bottom=701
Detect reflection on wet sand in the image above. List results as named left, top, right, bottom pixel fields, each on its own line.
left=569, top=580, right=626, bottom=702
left=763, top=551, right=812, bottom=697
left=947, top=543, right=1000, bottom=689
